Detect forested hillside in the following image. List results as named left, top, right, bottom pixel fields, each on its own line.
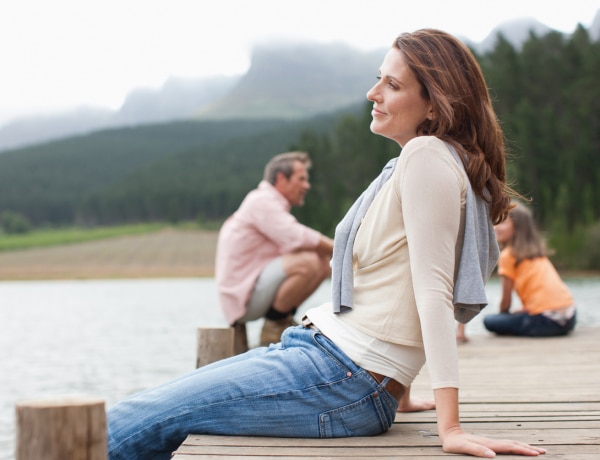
left=0, top=25, right=598, bottom=269
left=0, top=106, right=359, bottom=226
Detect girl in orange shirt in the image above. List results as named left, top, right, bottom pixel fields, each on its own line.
left=483, top=203, right=576, bottom=337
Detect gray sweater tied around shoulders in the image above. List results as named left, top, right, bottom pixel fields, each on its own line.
left=330, top=144, right=499, bottom=323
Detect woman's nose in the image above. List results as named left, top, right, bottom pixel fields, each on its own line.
left=366, top=83, right=380, bottom=102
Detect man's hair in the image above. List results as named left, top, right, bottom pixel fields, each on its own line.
left=263, top=151, right=311, bottom=185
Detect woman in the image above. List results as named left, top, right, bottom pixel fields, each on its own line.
left=107, top=30, right=546, bottom=459
left=483, top=203, right=576, bottom=336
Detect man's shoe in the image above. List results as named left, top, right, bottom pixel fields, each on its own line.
left=260, top=315, right=297, bottom=347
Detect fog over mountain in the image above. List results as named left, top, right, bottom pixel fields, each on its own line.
left=0, top=76, right=240, bottom=152
left=473, top=18, right=553, bottom=52
left=1, top=13, right=598, bottom=153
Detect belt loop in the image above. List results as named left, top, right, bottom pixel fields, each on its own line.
left=301, top=316, right=313, bottom=327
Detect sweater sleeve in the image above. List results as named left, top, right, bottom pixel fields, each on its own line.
left=399, top=138, right=464, bottom=389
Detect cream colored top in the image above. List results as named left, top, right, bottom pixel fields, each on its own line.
left=307, top=136, right=468, bottom=389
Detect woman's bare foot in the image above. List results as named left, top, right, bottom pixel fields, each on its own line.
left=397, top=395, right=436, bottom=412
left=396, top=385, right=435, bottom=413
left=456, top=323, right=469, bottom=343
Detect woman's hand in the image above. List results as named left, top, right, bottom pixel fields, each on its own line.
left=434, top=389, right=545, bottom=457
left=441, top=427, right=546, bottom=458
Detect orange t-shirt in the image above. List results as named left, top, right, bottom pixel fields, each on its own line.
left=497, top=248, right=574, bottom=315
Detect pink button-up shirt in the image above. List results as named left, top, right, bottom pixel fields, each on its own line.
left=215, top=180, right=322, bottom=324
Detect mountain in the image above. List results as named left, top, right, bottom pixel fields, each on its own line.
left=591, top=9, right=600, bottom=41
left=475, top=18, right=554, bottom=53
left=114, top=75, right=240, bottom=124
left=1, top=11, right=598, bottom=152
left=0, top=76, right=240, bottom=152
left=0, top=43, right=383, bottom=153
left=0, top=107, right=114, bottom=153
left=0, top=43, right=382, bottom=153
left=194, top=42, right=384, bottom=120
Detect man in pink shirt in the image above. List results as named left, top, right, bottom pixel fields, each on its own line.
left=215, top=151, right=334, bottom=350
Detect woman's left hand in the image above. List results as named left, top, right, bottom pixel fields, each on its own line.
left=441, top=427, right=547, bottom=458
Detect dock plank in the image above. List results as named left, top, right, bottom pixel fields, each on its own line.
left=172, top=326, right=600, bottom=459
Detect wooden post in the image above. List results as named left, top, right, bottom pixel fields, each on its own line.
left=232, top=322, right=249, bottom=355
left=196, top=327, right=235, bottom=368
left=16, top=396, right=106, bottom=460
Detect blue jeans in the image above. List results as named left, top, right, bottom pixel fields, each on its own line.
left=483, top=311, right=576, bottom=337
left=107, top=325, right=398, bottom=460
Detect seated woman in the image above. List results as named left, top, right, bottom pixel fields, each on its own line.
left=107, top=29, right=547, bottom=460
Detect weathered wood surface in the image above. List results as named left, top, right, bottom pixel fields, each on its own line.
left=173, top=326, right=600, bottom=459
left=196, top=328, right=235, bottom=368
left=16, top=396, right=106, bottom=460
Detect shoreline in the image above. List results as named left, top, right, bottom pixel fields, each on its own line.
left=0, top=229, right=218, bottom=281
left=1, top=228, right=599, bottom=281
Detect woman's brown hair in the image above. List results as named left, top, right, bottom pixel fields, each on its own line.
left=394, top=29, right=512, bottom=224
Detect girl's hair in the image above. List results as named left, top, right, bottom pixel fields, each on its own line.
left=394, top=29, right=511, bottom=224
left=507, top=203, right=547, bottom=264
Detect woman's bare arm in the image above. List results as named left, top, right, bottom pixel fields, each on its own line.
left=499, top=275, right=514, bottom=313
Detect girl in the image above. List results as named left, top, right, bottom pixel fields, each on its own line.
left=484, top=203, right=576, bottom=336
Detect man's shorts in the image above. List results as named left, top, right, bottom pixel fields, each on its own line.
left=238, top=257, right=287, bottom=323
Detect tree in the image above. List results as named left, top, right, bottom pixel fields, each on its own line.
left=1, top=211, right=31, bottom=234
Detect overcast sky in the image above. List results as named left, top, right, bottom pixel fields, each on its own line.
left=1, top=0, right=597, bottom=125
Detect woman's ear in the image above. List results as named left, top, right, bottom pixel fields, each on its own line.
left=426, top=106, right=435, bottom=121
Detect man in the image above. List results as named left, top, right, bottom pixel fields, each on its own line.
left=215, top=151, right=334, bottom=349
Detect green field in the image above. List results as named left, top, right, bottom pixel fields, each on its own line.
left=0, top=223, right=171, bottom=252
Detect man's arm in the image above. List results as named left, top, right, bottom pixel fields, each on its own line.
left=314, top=235, right=334, bottom=258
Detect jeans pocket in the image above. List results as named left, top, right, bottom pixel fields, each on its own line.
left=318, top=391, right=393, bottom=438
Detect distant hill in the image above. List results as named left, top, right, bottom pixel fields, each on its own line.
left=0, top=76, right=239, bottom=152
left=0, top=104, right=362, bottom=226
left=0, top=44, right=380, bottom=152
left=114, top=75, right=241, bottom=125
left=1, top=11, right=597, bottom=152
left=474, top=18, right=554, bottom=53
left=591, top=9, right=600, bottom=41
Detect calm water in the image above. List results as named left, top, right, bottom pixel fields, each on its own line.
left=0, top=276, right=598, bottom=459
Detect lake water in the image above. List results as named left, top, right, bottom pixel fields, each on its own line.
left=1, top=276, right=598, bottom=459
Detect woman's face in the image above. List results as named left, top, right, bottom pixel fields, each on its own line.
left=366, top=47, right=433, bottom=147
left=494, top=216, right=515, bottom=245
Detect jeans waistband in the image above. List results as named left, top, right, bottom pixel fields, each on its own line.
left=300, top=316, right=406, bottom=401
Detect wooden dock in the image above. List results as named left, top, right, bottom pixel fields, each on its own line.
left=173, top=326, right=600, bottom=459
